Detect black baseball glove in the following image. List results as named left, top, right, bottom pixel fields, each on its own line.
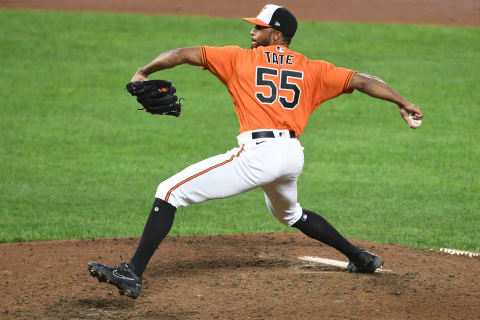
left=126, top=80, right=182, bottom=117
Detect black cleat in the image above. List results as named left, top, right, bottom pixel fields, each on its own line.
left=347, top=250, right=383, bottom=273
left=87, top=259, right=142, bottom=299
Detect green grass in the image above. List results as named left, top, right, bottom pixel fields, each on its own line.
left=1, top=10, right=479, bottom=251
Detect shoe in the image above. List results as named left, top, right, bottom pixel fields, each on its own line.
left=87, top=259, right=142, bottom=299
left=347, top=250, right=383, bottom=273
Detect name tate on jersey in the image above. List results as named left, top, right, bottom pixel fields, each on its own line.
left=264, top=52, right=295, bottom=65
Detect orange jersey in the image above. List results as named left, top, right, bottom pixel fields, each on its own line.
left=200, top=45, right=355, bottom=137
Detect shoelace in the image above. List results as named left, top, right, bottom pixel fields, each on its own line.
left=118, top=256, right=130, bottom=270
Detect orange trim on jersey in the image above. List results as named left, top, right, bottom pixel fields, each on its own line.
left=164, top=145, right=245, bottom=202
left=343, top=71, right=356, bottom=92
left=200, top=46, right=208, bottom=68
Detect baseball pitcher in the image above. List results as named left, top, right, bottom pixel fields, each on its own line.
left=88, top=4, right=423, bottom=298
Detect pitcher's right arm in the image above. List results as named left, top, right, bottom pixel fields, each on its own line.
left=131, top=47, right=203, bottom=82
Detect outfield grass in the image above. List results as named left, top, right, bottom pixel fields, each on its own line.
left=1, top=10, right=479, bottom=251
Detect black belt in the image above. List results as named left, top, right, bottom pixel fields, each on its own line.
left=252, top=130, right=296, bottom=139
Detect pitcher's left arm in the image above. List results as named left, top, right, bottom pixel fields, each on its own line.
left=349, top=73, right=423, bottom=127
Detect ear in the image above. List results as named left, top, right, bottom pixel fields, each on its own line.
left=272, top=30, right=283, bottom=41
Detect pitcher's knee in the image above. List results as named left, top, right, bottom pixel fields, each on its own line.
left=155, top=181, right=180, bottom=208
left=267, top=203, right=303, bottom=227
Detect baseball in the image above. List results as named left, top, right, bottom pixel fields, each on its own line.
left=408, top=114, right=422, bottom=129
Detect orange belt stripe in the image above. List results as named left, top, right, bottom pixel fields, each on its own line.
left=165, top=145, right=245, bottom=202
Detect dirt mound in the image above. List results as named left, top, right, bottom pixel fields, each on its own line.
left=1, top=233, right=479, bottom=319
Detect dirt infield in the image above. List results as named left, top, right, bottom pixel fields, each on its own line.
left=1, top=233, right=479, bottom=319
left=1, top=0, right=479, bottom=319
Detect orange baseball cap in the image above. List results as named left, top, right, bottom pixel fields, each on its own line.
left=243, top=4, right=298, bottom=36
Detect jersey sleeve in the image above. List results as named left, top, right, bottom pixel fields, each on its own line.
left=200, top=46, right=241, bottom=85
left=312, top=60, right=356, bottom=106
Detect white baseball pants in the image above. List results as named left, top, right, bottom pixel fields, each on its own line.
left=155, top=129, right=305, bottom=226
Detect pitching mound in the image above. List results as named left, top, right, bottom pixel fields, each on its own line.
left=1, top=232, right=479, bottom=319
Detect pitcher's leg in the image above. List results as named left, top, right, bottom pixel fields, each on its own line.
left=88, top=145, right=261, bottom=298
left=156, top=145, right=257, bottom=208
left=293, top=209, right=383, bottom=272
left=128, top=198, right=176, bottom=277
left=263, top=180, right=361, bottom=258
left=262, top=178, right=303, bottom=226
left=130, top=146, right=255, bottom=275
left=263, top=180, right=383, bottom=273
left=292, top=209, right=363, bottom=260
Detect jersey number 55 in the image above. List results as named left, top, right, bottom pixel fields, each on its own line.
left=255, top=67, right=303, bottom=110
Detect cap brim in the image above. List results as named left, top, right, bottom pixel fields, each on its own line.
left=242, top=17, right=271, bottom=27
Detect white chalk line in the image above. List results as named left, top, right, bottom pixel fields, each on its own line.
left=439, top=248, right=480, bottom=258
left=298, top=256, right=392, bottom=273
